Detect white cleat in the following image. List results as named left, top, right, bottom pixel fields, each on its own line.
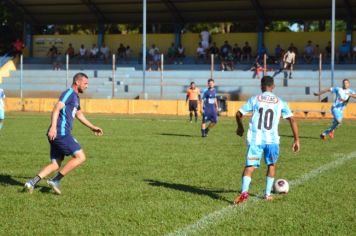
left=24, top=182, right=34, bottom=194
left=47, top=180, right=61, bottom=195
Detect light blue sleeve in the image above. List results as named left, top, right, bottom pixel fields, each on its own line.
left=239, top=96, right=255, bottom=115
left=281, top=100, right=293, bottom=119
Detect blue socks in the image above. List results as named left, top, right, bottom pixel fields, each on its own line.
left=265, top=176, right=275, bottom=196
left=241, top=176, right=251, bottom=193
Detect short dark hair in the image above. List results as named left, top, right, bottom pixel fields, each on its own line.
left=190, top=82, right=195, bottom=85
left=261, top=76, right=274, bottom=88
left=73, top=72, right=88, bottom=84
left=208, top=78, right=214, bottom=83
left=343, top=78, right=349, bottom=83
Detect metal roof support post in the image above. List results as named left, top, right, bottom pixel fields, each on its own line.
left=23, top=22, right=33, bottom=57
left=257, top=18, right=264, bottom=54
left=174, top=23, right=183, bottom=48
left=142, top=0, right=147, bottom=99
left=331, top=0, right=335, bottom=88
left=98, top=23, right=105, bottom=49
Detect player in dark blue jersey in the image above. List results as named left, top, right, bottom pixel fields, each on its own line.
left=200, top=78, right=218, bottom=137
left=24, top=73, right=103, bottom=194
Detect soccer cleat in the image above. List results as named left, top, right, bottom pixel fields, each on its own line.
left=263, top=194, right=273, bottom=201
left=24, top=182, right=34, bottom=194
left=320, top=134, right=327, bottom=141
left=329, top=131, right=335, bottom=139
left=47, top=179, right=61, bottom=195
left=233, top=192, right=249, bottom=204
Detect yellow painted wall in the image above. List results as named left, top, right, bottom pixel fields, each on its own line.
left=4, top=98, right=356, bottom=119
left=0, top=59, right=17, bottom=83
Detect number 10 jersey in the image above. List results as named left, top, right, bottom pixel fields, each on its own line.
left=239, top=91, right=293, bottom=145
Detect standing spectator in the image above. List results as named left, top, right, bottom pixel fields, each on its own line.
left=324, top=41, right=332, bottom=62
left=241, top=41, right=252, bottom=63
left=314, top=44, right=321, bottom=62
left=65, top=43, right=75, bottom=59
left=288, top=43, right=298, bottom=62
left=148, top=44, right=160, bottom=71
left=125, top=45, right=132, bottom=63
left=200, top=27, right=211, bottom=50
left=167, top=43, right=177, bottom=64
left=336, top=40, right=351, bottom=64
left=256, top=43, right=268, bottom=63
left=274, top=44, right=284, bottom=63
left=233, top=43, right=242, bottom=63
left=14, top=39, right=25, bottom=56
left=89, top=44, right=99, bottom=62
left=196, top=42, right=206, bottom=64
left=282, top=48, right=296, bottom=79
left=177, top=44, right=185, bottom=64
left=47, top=45, right=58, bottom=64
left=117, top=43, right=126, bottom=63
left=78, top=44, right=87, bottom=63
left=100, top=43, right=110, bottom=64
left=303, top=40, right=314, bottom=64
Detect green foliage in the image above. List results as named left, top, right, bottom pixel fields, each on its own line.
left=0, top=113, right=356, bottom=235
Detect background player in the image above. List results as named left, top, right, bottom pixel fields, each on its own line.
left=200, top=78, right=218, bottom=137
left=186, top=82, right=201, bottom=123
left=24, top=73, right=103, bottom=194
left=314, top=79, right=355, bottom=140
left=234, top=76, right=300, bottom=204
left=0, top=87, right=5, bottom=130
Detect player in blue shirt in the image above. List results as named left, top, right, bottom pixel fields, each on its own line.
left=234, top=76, right=300, bottom=204
left=314, top=79, right=356, bottom=140
left=200, top=78, right=218, bottom=137
left=0, top=88, right=5, bottom=130
left=24, top=73, right=103, bottom=194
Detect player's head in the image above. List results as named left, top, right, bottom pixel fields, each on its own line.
left=342, top=79, right=350, bottom=89
left=190, top=82, right=196, bottom=89
left=73, top=72, right=89, bottom=93
left=261, top=76, right=275, bottom=92
left=207, top=78, right=214, bottom=88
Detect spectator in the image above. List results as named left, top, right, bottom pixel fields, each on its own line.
left=282, top=48, right=296, bottom=79
left=167, top=43, right=177, bottom=64
left=47, top=45, right=58, bottom=64
left=303, top=40, right=314, bottom=64
left=314, top=44, right=321, bottom=62
left=148, top=44, right=160, bottom=71
left=336, top=40, right=351, bottom=64
left=274, top=44, right=284, bottom=63
left=53, top=52, right=64, bottom=70
left=241, top=41, right=252, bottom=63
left=324, top=41, right=332, bottom=62
left=209, top=42, right=220, bottom=61
left=196, top=42, right=206, bottom=64
left=352, top=45, right=356, bottom=63
left=256, top=43, right=268, bottom=63
left=200, top=27, right=211, bottom=50
left=65, top=43, right=75, bottom=59
left=89, top=44, right=99, bottom=61
left=288, top=43, right=298, bottom=62
left=78, top=44, right=87, bottom=63
left=125, top=45, right=132, bottom=63
left=176, top=44, right=185, bottom=64
left=232, top=43, right=242, bottom=63
left=221, top=48, right=234, bottom=71
left=220, top=41, right=232, bottom=59
left=100, top=43, right=110, bottom=64
left=117, top=43, right=126, bottom=63
left=14, top=39, right=25, bottom=56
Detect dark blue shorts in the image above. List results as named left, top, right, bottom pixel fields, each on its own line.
left=202, top=111, right=217, bottom=123
left=49, top=135, right=81, bottom=161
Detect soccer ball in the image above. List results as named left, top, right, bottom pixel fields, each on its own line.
left=274, top=179, right=289, bottom=194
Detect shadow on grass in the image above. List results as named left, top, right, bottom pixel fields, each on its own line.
left=280, top=134, right=320, bottom=140
left=159, top=133, right=195, bottom=137
left=0, top=174, right=52, bottom=193
left=144, top=179, right=235, bottom=204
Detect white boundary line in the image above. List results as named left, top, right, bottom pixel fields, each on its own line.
left=166, top=151, right=356, bottom=236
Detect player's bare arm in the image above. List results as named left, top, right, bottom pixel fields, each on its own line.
left=200, top=99, right=204, bottom=114
left=48, top=101, right=65, bottom=140
left=313, top=88, right=330, bottom=96
left=287, top=116, right=300, bottom=153
left=235, top=111, right=244, bottom=137
left=76, top=110, right=103, bottom=136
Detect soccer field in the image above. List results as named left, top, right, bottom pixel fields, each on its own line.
left=0, top=113, right=355, bottom=235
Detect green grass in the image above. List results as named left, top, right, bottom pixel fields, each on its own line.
left=0, top=113, right=356, bottom=235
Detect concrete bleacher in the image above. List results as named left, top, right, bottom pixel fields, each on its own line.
left=1, top=60, right=356, bottom=102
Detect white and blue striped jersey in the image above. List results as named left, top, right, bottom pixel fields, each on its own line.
left=239, top=91, right=293, bottom=145
left=330, top=87, right=355, bottom=112
left=0, top=88, right=5, bottom=111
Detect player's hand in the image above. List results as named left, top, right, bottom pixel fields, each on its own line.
left=91, top=126, right=103, bottom=136
left=236, top=126, right=244, bottom=137
left=48, top=127, right=57, bottom=141
left=292, top=140, right=300, bottom=153
left=200, top=109, right=204, bottom=115
left=313, top=92, right=319, bottom=96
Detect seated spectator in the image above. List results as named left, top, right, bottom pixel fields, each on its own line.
left=47, top=45, right=58, bottom=64
left=176, top=44, right=185, bottom=64
left=89, top=44, right=99, bottom=61
left=274, top=44, right=284, bottom=63
left=256, top=43, right=268, bottom=63
left=148, top=44, right=160, bottom=71
left=100, top=43, right=110, bottom=64
left=117, top=43, right=126, bottom=63
left=337, top=40, right=351, bottom=64
left=13, top=39, right=25, bottom=56
left=65, top=43, right=75, bottom=59
left=125, top=45, right=132, bottom=63
left=324, top=41, right=332, bottom=63
left=53, top=52, right=64, bottom=70
left=241, top=41, right=252, bottom=63
left=232, top=43, right=242, bottom=63
left=196, top=42, right=206, bottom=64
left=220, top=48, right=234, bottom=71
left=209, top=42, right=220, bottom=61
left=220, top=41, right=232, bottom=60
left=313, top=44, right=321, bottom=62
left=303, top=40, right=314, bottom=64
left=78, top=44, right=87, bottom=63
left=167, top=43, right=177, bottom=64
